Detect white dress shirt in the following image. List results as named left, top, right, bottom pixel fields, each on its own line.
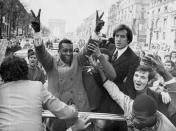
left=113, top=46, right=128, bottom=60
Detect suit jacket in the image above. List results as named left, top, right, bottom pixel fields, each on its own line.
left=99, top=46, right=139, bottom=115
left=110, top=46, right=139, bottom=99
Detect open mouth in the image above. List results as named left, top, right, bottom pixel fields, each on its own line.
left=30, top=61, right=36, bottom=65
left=135, top=83, right=141, bottom=87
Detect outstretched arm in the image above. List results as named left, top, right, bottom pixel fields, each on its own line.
left=143, top=55, right=175, bottom=104
left=31, top=9, right=53, bottom=71
left=78, top=10, right=105, bottom=65
left=98, top=69, right=133, bottom=115
left=143, top=55, right=173, bottom=82
left=42, top=86, right=78, bottom=119
left=89, top=44, right=116, bottom=80
left=34, top=43, right=53, bottom=72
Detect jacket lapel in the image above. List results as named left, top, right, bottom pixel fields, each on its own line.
left=113, top=47, right=131, bottom=65
left=110, top=46, right=116, bottom=57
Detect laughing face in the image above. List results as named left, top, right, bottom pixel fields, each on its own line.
left=133, top=71, right=149, bottom=91
left=59, top=43, right=73, bottom=66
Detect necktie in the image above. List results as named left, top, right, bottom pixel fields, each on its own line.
left=111, top=50, right=118, bottom=62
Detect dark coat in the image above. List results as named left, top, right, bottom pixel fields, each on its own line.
left=110, top=46, right=140, bottom=99
left=99, top=46, right=139, bottom=115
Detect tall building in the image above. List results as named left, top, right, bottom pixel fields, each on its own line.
left=107, top=1, right=120, bottom=37
left=76, top=10, right=104, bottom=41
left=48, top=19, right=66, bottom=38
left=107, top=0, right=150, bottom=48
left=147, top=0, right=176, bottom=50
left=64, top=32, right=77, bottom=42
left=76, top=12, right=96, bottom=41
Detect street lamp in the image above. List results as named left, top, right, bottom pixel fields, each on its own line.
left=0, top=1, right=4, bottom=39
left=149, top=20, right=154, bottom=50
left=14, top=4, right=20, bottom=36
left=171, top=27, right=176, bottom=49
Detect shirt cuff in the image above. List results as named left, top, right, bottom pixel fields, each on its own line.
left=165, top=78, right=176, bottom=85
left=102, top=77, right=108, bottom=85
left=103, top=80, right=111, bottom=87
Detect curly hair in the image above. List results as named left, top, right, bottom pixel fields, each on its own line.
left=58, top=38, right=73, bottom=50
left=136, top=65, right=156, bottom=81
left=0, top=55, right=28, bottom=82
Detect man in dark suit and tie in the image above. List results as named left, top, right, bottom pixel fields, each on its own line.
left=110, top=24, right=139, bottom=99
left=98, top=24, right=139, bottom=131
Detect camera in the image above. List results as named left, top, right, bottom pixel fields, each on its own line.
left=99, top=37, right=114, bottom=49
left=87, top=36, right=115, bottom=56
left=87, top=38, right=100, bottom=56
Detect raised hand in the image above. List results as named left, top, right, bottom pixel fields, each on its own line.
left=31, top=9, right=41, bottom=32
left=161, top=92, right=171, bottom=104
left=146, top=54, right=163, bottom=69
left=86, top=39, right=100, bottom=56
left=141, top=54, right=162, bottom=69
left=33, top=35, right=43, bottom=47
left=95, top=10, right=104, bottom=33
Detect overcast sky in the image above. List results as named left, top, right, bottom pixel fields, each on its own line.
left=20, top=0, right=116, bottom=32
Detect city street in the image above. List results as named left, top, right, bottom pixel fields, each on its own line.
left=1, top=0, right=176, bottom=131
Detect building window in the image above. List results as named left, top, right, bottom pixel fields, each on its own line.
left=174, top=16, right=176, bottom=26
left=163, top=32, right=165, bottom=40
left=158, top=8, right=160, bottom=13
left=156, top=32, right=159, bottom=40
left=164, top=6, right=167, bottom=12
left=163, top=18, right=167, bottom=28
left=156, top=18, right=159, bottom=28
left=152, top=10, right=154, bottom=15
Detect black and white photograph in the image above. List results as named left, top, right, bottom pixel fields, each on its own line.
left=0, top=0, right=176, bottom=131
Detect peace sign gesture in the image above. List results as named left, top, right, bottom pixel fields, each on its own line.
left=31, top=9, right=41, bottom=32
left=95, top=10, right=104, bottom=33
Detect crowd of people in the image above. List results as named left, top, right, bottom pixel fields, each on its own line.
left=0, top=9, right=176, bottom=131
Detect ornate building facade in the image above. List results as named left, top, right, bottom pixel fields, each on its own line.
left=147, top=0, right=176, bottom=50
left=107, top=0, right=150, bottom=49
